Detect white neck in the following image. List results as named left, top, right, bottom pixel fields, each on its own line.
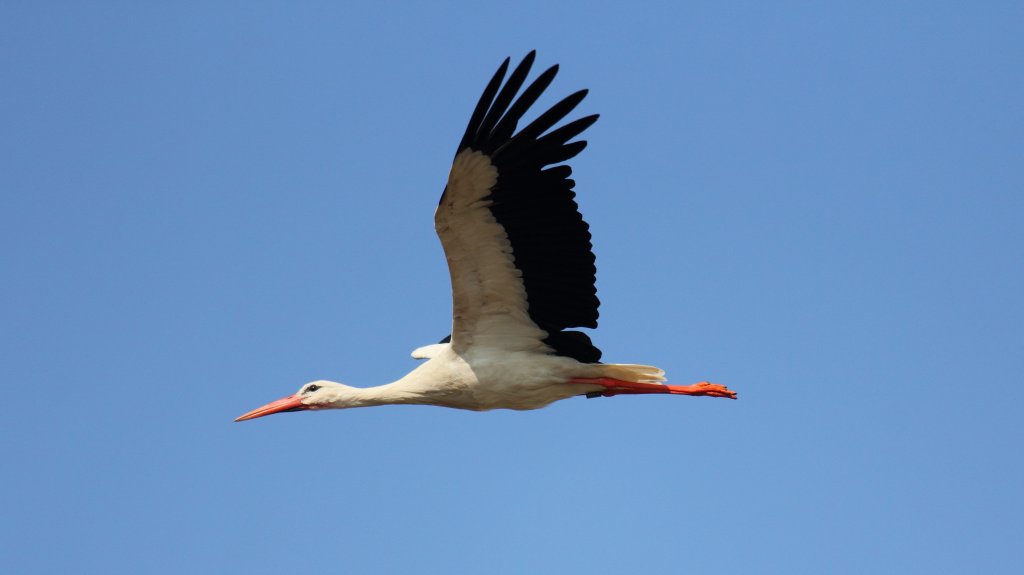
left=322, top=380, right=433, bottom=410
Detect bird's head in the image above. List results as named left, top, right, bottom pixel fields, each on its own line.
left=234, top=380, right=348, bottom=422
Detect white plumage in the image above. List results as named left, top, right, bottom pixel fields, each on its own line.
left=236, top=52, right=735, bottom=423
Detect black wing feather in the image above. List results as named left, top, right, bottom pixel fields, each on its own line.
left=476, top=52, right=535, bottom=142
left=456, top=58, right=509, bottom=154
left=491, top=64, right=559, bottom=144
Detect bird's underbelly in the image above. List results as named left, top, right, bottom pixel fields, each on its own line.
left=470, top=381, right=589, bottom=411
left=418, top=350, right=603, bottom=411
left=438, top=379, right=589, bottom=411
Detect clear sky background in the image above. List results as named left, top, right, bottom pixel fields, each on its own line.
left=2, top=2, right=1021, bottom=573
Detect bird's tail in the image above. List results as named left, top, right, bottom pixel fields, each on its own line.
left=595, top=363, right=666, bottom=383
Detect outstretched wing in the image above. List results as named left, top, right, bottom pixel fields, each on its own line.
left=434, top=52, right=602, bottom=363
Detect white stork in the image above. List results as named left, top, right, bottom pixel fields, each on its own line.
left=236, top=52, right=736, bottom=422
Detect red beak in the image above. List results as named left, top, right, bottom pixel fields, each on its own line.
left=235, top=394, right=307, bottom=422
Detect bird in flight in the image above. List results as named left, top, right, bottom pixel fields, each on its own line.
left=236, top=52, right=736, bottom=422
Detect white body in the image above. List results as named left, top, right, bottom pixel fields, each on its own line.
left=308, top=345, right=665, bottom=411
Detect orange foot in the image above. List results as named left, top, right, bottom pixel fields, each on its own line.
left=666, top=381, right=737, bottom=399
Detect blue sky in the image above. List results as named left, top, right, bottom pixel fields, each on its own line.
left=2, top=2, right=1021, bottom=573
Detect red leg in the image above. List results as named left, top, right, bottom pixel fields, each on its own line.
left=570, top=377, right=737, bottom=400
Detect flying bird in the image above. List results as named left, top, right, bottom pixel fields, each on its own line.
left=236, top=52, right=736, bottom=422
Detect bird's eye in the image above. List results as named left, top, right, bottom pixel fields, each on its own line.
left=306, top=384, right=321, bottom=393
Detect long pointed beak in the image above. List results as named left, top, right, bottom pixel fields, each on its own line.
left=235, top=394, right=307, bottom=422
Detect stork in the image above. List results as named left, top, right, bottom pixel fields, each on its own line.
left=235, top=52, right=736, bottom=422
